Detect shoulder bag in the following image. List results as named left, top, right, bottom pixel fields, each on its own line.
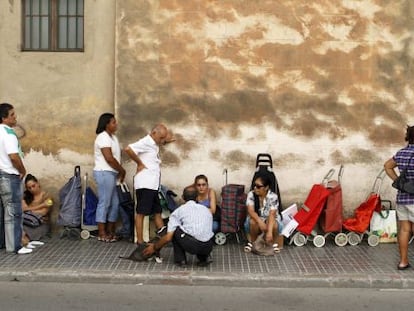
left=392, top=155, right=414, bottom=194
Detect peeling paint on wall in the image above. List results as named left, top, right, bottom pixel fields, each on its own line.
left=115, top=0, right=414, bottom=210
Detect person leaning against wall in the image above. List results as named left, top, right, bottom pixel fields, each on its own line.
left=22, top=174, right=53, bottom=247
left=93, top=113, right=126, bottom=243
left=124, top=124, right=174, bottom=246
left=0, top=102, right=31, bottom=254
left=384, top=125, right=414, bottom=270
left=194, top=174, right=220, bottom=233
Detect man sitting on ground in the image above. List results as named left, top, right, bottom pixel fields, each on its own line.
left=143, top=185, right=214, bottom=267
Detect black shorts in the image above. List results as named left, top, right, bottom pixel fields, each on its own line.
left=135, top=188, right=161, bottom=216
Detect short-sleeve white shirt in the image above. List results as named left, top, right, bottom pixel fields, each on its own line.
left=94, top=131, right=121, bottom=173
left=128, top=134, right=161, bottom=190
left=0, top=124, right=21, bottom=175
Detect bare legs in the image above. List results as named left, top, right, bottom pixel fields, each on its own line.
left=135, top=213, right=164, bottom=244
left=398, top=220, right=412, bottom=268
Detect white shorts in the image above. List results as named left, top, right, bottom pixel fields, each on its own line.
left=396, top=204, right=414, bottom=222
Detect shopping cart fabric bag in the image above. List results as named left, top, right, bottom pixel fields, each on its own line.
left=370, top=210, right=397, bottom=243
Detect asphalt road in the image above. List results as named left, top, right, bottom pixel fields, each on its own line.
left=2, top=282, right=414, bottom=311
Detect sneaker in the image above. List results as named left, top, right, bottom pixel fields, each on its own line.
left=26, top=243, right=36, bottom=249
left=17, top=247, right=32, bottom=255
left=197, top=260, right=211, bottom=267
left=175, top=260, right=187, bottom=268
left=29, top=241, right=44, bottom=246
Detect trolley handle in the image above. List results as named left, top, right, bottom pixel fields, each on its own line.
left=256, top=153, right=273, bottom=168
left=337, top=164, right=344, bottom=184
left=372, top=169, right=386, bottom=195
left=223, top=168, right=228, bottom=185
left=74, top=165, right=81, bottom=177
left=381, top=199, right=393, bottom=211
left=322, top=169, right=335, bottom=186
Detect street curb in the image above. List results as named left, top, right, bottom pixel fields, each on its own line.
left=1, top=269, right=414, bottom=289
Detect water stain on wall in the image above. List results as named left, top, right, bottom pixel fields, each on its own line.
left=115, top=0, right=414, bottom=176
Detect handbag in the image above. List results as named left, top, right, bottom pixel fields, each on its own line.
left=251, top=233, right=275, bottom=256
left=392, top=155, right=414, bottom=194
left=23, top=211, right=42, bottom=228
left=116, top=182, right=134, bottom=211
left=370, top=208, right=397, bottom=243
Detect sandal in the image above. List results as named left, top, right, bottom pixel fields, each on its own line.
left=97, top=236, right=109, bottom=242
left=108, top=235, right=120, bottom=243
left=273, top=243, right=280, bottom=254
left=244, top=242, right=253, bottom=253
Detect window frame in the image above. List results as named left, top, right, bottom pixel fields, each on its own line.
left=22, top=0, right=84, bottom=52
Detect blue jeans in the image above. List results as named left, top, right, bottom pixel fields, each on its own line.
left=93, top=170, right=119, bottom=223
left=0, top=172, right=23, bottom=252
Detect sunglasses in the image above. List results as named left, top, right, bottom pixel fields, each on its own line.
left=254, top=184, right=265, bottom=189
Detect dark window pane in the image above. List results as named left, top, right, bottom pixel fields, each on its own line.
left=25, top=0, right=31, bottom=15
left=59, top=0, right=67, bottom=15
left=41, top=17, right=49, bottom=48
left=58, top=16, right=67, bottom=48
left=77, top=0, right=83, bottom=15
left=32, top=0, right=40, bottom=14
left=25, top=16, right=31, bottom=48
left=68, top=17, right=76, bottom=48
left=77, top=18, right=83, bottom=47
left=32, top=16, right=40, bottom=49
left=68, top=0, right=76, bottom=15
left=40, top=0, right=49, bottom=15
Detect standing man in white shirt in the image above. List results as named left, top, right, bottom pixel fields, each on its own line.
left=0, top=103, right=31, bottom=254
left=124, top=124, right=174, bottom=246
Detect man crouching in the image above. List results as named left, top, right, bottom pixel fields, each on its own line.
left=143, top=185, right=214, bottom=267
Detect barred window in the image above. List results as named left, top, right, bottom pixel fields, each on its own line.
left=22, top=0, right=84, bottom=52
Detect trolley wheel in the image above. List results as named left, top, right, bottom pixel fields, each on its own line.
left=293, top=232, right=307, bottom=247
left=313, top=235, right=325, bottom=248
left=214, top=232, right=227, bottom=245
left=347, top=232, right=361, bottom=246
left=80, top=230, right=90, bottom=240
left=367, top=234, right=380, bottom=247
left=334, top=233, right=348, bottom=247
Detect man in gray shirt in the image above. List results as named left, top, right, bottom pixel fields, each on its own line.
left=143, top=185, right=214, bottom=267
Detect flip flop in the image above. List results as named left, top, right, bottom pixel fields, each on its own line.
left=398, top=263, right=411, bottom=270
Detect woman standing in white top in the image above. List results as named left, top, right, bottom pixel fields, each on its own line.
left=93, top=113, right=126, bottom=242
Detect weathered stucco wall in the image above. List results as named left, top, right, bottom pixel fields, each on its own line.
left=116, top=0, right=414, bottom=212
left=0, top=1, right=117, bottom=225
left=0, top=0, right=413, bottom=225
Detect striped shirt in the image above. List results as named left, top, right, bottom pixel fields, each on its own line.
left=167, top=200, right=214, bottom=242
left=393, top=144, right=414, bottom=205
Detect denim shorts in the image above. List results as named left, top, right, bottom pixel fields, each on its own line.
left=244, top=216, right=284, bottom=234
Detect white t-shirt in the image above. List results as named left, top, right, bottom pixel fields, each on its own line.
left=0, top=124, right=21, bottom=175
left=128, top=134, right=161, bottom=190
left=94, top=131, right=121, bottom=173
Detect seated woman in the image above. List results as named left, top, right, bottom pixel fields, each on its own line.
left=22, top=174, right=53, bottom=245
left=244, top=174, right=282, bottom=253
left=194, top=174, right=220, bottom=233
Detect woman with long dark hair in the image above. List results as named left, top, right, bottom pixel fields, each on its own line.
left=22, top=174, right=53, bottom=244
left=244, top=174, right=282, bottom=253
left=93, top=113, right=126, bottom=242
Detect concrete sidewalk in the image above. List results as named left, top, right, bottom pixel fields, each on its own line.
left=0, top=234, right=413, bottom=288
